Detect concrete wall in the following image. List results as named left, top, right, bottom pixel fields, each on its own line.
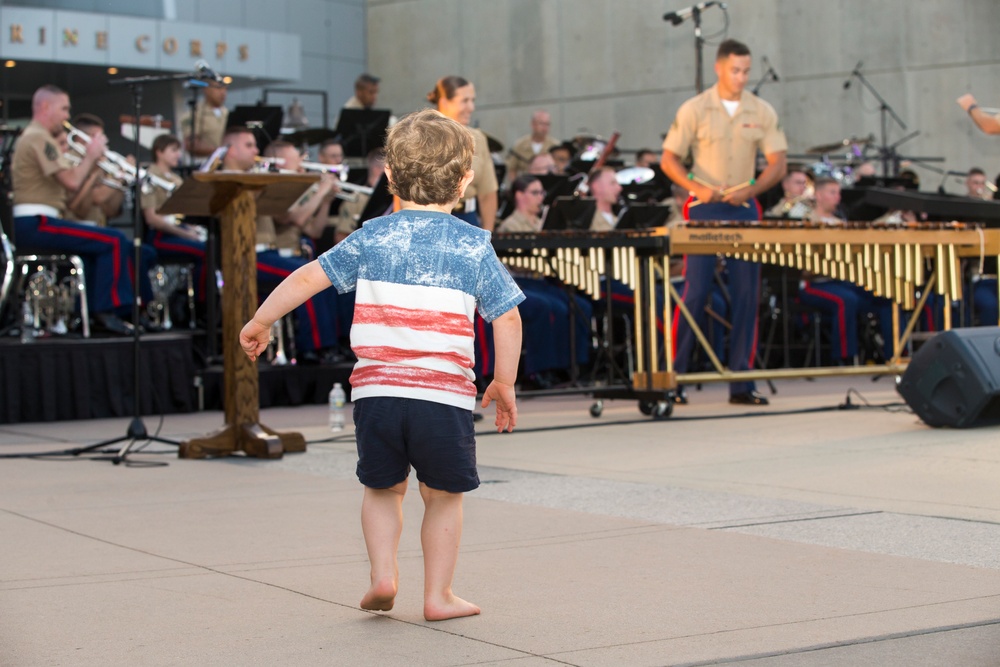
left=368, top=0, right=1000, bottom=192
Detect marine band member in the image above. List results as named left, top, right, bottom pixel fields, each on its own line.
left=12, top=85, right=136, bottom=335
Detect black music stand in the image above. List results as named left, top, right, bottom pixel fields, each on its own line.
left=542, top=196, right=595, bottom=231
left=227, top=105, right=283, bottom=153
left=538, top=174, right=579, bottom=208
left=358, top=172, right=392, bottom=224
left=334, top=109, right=391, bottom=158
left=616, top=204, right=671, bottom=230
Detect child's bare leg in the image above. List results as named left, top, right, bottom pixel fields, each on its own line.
left=419, top=483, right=481, bottom=621
left=360, top=480, right=407, bottom=611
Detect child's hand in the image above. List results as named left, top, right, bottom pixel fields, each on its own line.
left=239, top=319, right=271, bottom=361
left=481, top=380, right=517, bottom=433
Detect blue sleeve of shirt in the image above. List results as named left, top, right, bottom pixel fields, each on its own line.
left=475, top=245, right=525, bottom=322
left=317, top=231, right=361, bottom=293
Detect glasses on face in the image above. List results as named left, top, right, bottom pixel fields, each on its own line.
left=526, top=188, right=545, bottom=196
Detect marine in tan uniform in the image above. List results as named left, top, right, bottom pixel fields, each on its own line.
left=65, top=113, right=128, bottom=227
left=12, top=85, right=135, bottom=333
left=181, top=81, right=229, bottom=159
left=764, top=167, right=813, bottom=219
left=506, top=110, right=559, bottom=182
left=588, top=166, right=621, bottom=232
left=330, top=149, right=385, bottom=244
left=660, top=38, right=788, bottom=406
left=497, top=174, right=545, bottom=234
left=429, top=75, right=499, bottom=231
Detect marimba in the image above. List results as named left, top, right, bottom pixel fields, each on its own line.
left=493, top=222, right=1000, bottom=409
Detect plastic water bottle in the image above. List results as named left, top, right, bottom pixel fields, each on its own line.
left=20, top=302, right=34, bottom=344
left=329, top=382, right=346, bottom=431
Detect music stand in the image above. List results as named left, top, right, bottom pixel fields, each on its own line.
left=616, top=204, right=671, bottom=230
left=542, top=196, right=595, bottom=231
left=357, top=173, right=393, bottom=224
left=334, top=108, right=391, bottom=158
left=227, top=105, right=283, bottom=153
left=158, top=172, right=319, bottom=459
left=537, top=174, right=579, bottom=208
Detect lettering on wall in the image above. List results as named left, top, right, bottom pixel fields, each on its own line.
left=8, top=23, right=250, bottom=60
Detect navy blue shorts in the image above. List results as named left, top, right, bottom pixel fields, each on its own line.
left=353, top=397, right=479, bottom=493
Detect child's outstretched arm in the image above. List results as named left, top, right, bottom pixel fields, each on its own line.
left=240, top=261, right=334, bottom=361
left=481, top=307, right=522, bottom=432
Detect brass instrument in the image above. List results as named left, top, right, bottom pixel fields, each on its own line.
left=300, top=161, right=374, bottom=200
left=63, top=121, right=176, bottom=194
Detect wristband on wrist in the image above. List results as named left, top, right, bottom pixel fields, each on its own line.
left=968, top=104, right=979, bottom=115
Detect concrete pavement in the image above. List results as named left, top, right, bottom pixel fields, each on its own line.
left=2, top=376, right=999, bottom=666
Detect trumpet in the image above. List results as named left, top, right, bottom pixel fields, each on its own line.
left=62, top=152, right=129, bottom=192
left=63, top=121, right=168, bottom=193
left=300, top=161, right=349, bottom=176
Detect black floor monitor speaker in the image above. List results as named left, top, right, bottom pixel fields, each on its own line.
left=897, top=327, right=1000, bottom=428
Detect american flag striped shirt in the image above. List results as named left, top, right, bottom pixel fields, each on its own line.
left=318, top=210, right=524, bottom=410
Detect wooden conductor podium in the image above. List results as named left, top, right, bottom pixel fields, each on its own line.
left=160, top=171, right=320, bottom=458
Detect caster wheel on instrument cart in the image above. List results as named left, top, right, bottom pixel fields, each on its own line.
left=590, top=400, right=604, bottom=418
left=638, top=400, right=654, bottom=416
left=651, top=401, right=673, bottom=420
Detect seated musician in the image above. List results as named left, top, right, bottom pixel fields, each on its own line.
left=798, top=177, right=897, bottom=363
left=549, top=143, right=572, bottom=176
left=634, top=149, right=659, bottom=169
left=254, top=139, right=346, bottom=363
left=65, top=114, right=128, bottom=227
left=12, top=85, right=136, bottom=335
left=526, top=152, right=556, bottom=176
left=966, top=167, right=992, bottom=200
left=142, top=135, right=207, bottom=300
left=588, top=166, right=622, bottom=231
left=764, top=166, right=813, bottom=219
left=506, top=110, right=560, bottom=182
left=67, top=113, right=158, bottom=312
left=498, top=175, right=591, bottom=386
left=330, top=149, right=386, bottom=245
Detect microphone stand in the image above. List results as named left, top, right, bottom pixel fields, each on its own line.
left=846, top=65, right=907, bottom=177
left=693, top=6, right=705, bottom=92
left=71, top=69, right=213, bottom=465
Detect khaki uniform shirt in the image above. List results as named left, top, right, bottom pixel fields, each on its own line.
left=497, top=209, right=542, bottom=234
left=343, top=95, right=363, bottom=110
left=590, top=208, right=616, bottom=232
left=12, top=121, right=70, bottom=215
left=180, top=101, right=228, bottom=153
left=464, top=128, right=498, bottom=201
left=139, top=164, right=184, bottom=213
left=663, top=85, right=787, bottom=189
left=806, top=209, right=842, bottom=225
left=256, top=214, right=302, bottom=253
left=333, top=191, right=370, bottom=237
left=506, top=134, right=559, bottom=179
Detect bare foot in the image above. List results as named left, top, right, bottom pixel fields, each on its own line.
left=424, top=594, right=481, bottom=621
left=360, top=577, right=397, bottom=611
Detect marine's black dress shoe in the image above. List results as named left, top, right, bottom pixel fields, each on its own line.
left=93, top=313, right=135, bottom=336
left=729, top=390, right=769, bottom=406
left=672, top=387, right=689, bottom=405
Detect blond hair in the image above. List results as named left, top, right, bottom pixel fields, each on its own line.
left=385, top=108, right=474, bottom=206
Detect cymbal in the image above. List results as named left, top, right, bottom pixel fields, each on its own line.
left=283, top=127, right=338, bottom=145
left=807, top=137, right=872, bottom=155
left=484, top=133, right=503, bottom=153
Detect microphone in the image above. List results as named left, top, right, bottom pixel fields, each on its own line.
left=843, top=60, right=862, bottom=90
left=194, top=59, right=224, bottom=83
left=663, top=1, right=725, bottom=25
